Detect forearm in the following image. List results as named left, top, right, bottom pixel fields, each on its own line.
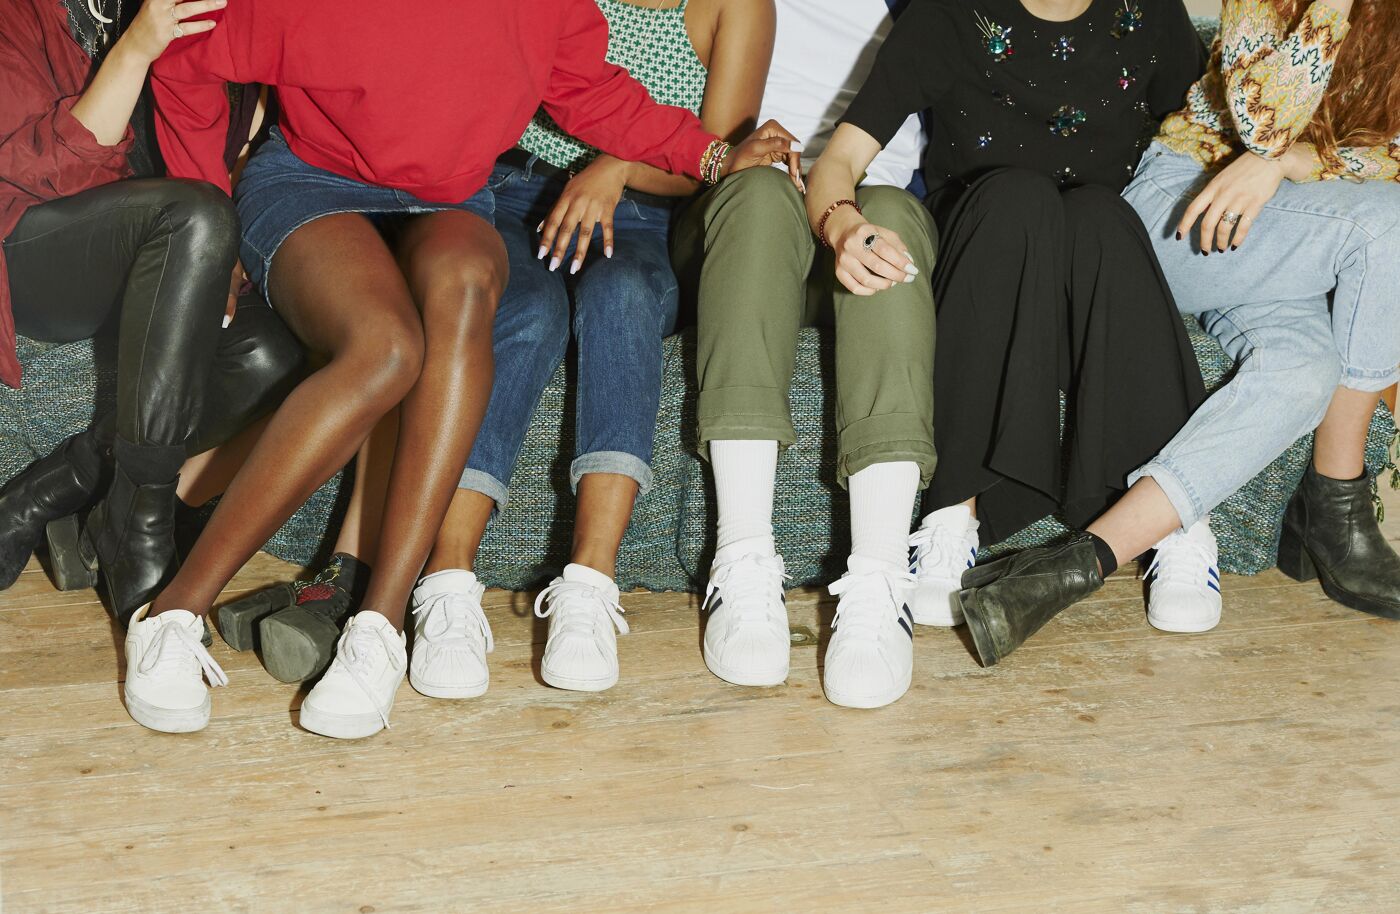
left=804, top=154, right=863, bottom=239
left=616, top=157, right=700, bottom=197
left=70, top=41, right=150, bottom=146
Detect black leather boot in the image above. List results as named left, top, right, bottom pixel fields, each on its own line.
left=1277, top=465, right=1400, bottom=619
left=79, top=464, right=180, bottom=628
left=0, top=430, right=107, bottom=591
left=956, top=534, right=1105, bottom=667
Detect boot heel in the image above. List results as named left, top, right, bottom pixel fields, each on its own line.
left=1276, top=528, right=1318, bottom=583
left=45, top=516, right=98, bottom=591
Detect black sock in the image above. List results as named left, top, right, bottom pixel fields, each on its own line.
left=112, top=436, right=185, bottom=486
left=1087, top=532, right=1118, bottom=578
left=324, top=552, right=372, bottom=601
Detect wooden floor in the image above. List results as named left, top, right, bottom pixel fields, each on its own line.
left=4, top=490, right=1400, bottom=913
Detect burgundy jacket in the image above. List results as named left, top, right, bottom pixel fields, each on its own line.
left=0, top=0, right=136, bottom=388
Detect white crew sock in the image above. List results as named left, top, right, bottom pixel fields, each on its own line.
left=848, top=461, right=921, bottom=574
left=562, top=562, right=615, bottom=591
left=711, top=439, right=779, bottom=565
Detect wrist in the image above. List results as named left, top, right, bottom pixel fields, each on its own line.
left=108, top=37, right=156, bottom=72
left=817, top=201, right=862, bottom=248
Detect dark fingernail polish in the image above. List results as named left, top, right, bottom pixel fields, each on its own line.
left=1230, top=245, right=1238, bottom=251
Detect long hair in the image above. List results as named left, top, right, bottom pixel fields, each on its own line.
left=1268, top=0, right=1400, bottom=159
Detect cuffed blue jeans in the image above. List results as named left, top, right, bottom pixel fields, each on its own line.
left=1122, top=142, right=1400, bottom=529
left=458, top=157, right=680, bottom=508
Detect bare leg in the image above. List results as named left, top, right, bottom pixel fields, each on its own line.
left=571, top=473, right=640, bottom=580
left=424, top=488, right=494, bottom=574
left=356, top=211, right=505, bottom=630
left=149, top=214, right=424, bottom=617
left=1085, top=476, right=1182, bottom=570
left=175, top=416, right=270, bottom=508
left=1313, top=386, right=1383, bottom=481
left=330, top=407, right=399, bottom=561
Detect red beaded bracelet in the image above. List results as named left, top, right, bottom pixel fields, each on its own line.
left=817, top=199, right=861, bottom=249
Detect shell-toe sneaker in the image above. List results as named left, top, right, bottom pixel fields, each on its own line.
left=1145, top=518, right=1222, bottom=633
left=124, top=604, right=229, bottom=733
left=908, top=505, right=980, bottom=626
left=409, top=569, right=492, bottom=699
left=822, top=565, right=917, bottom=709
left=299, top=610, right=406, bottom=740
left=702, top=552, right=791, bottom=686
left=534, top=564, right=628, bottom=692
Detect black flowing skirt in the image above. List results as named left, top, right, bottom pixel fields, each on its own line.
left=924, top=168, right=1206, bottom=543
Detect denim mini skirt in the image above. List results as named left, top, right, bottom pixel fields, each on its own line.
left=235, top=127, right=495, bottom=298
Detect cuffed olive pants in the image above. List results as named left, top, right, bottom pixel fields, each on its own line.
left=672, top=167, right=938, bottom=487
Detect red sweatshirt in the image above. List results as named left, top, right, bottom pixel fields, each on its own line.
left=152, top=0, right=717, bottom=203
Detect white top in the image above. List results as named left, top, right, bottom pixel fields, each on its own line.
left=759, top=0, right=926, bottom=189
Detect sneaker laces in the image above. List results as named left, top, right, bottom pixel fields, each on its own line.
left=1144, top=534, right=1217, bottom=587
left=140, top=616, right=229, bottom=688
left=909, top=523, right=974, bottom=581
left=330, top=621, right=404, bottom=730
left=533, top=580, right=629, bottom=637
left=413, top=591, right=494, bottom=653
left=828, top=570, right=914, bottom=643
left=708, top=554, right=789, bottom=629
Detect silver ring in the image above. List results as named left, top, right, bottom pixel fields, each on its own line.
left=862, top=232, right=880, bottom=251
left=1222, top=211, right=1241, bottom=225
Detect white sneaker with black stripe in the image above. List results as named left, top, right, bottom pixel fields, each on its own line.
left=822, top=565, right=916, bottom=709
left=908, top=505, right=980, bottom=626
left=1145, top=518, right=1223, bottom=633
left=702, top=553, right=790, bottom=687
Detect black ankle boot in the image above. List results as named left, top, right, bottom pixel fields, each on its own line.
left=1277, top=465, right=1400, bottom=619
left=79, top=464, right=180, bottom=628
left=256, top=554, right=371, bottom=682
left=956, top=534, right=1105, bottom=667
left=0, top=430, right=107, bottom=591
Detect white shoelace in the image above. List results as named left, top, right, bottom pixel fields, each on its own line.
left=331, top=622, right=404, bottom=730
left=828, top=570, right=915, bottom=643
left=1144, top=535, right=1217, bottom=587
left=140, top=617, right=229, bottom=688
left=708, top=555, right=789, bottom=629
left=533, top=581, right=629, bottom=637
left=908, top=524, right=974, bottom=581
left=413, top=592, right=494, bottom=653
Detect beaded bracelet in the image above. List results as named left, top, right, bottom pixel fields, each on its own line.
left=700, top=139, right=731, bottom=186
left=816, top=199, right=861, bottom=249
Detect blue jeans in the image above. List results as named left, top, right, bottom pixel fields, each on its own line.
left=459, top=157, right=681, bottom=507
left=1123, top=142, right=1400, bottom=529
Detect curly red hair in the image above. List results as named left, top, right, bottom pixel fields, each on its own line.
left=1270, top=0, right=1400, bottom=157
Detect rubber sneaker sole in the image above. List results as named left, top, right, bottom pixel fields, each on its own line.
left=910, top=581, right=964, bottom=627
left=541, top=664, right=618, bottom=692
left=124, top=688, right=211, bottom=733
left=299, top=703, right=385, bottom=740
left=702, top=645, right=788, bottom=687
left=409, top=672, right=489, bottom=700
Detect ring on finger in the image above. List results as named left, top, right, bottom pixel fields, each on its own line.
left=172, top=24, right=183, bottom=36
left=862, top=232, right=880, bottom=251
left=1221, top=211, right=1242, bottom=225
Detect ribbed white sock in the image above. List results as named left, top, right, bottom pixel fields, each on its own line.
left=848, top=461, right=921, bottom=574
left=711, top=439, right=778, bottom=565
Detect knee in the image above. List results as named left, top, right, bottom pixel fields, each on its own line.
left=1062, top=183, right=1138, bottom=229
left=422, top=257, right=507, bottom=348
left=222, top=299, right=306, bottom=396
left=499, top=284, right=570, bottom=361
left=159, top=179, right=241, bottom=260
left=709, top=166, right=805, bottom=231
left=855, top=185, right=937, bottom=257
left=1256, top=335, right=1343, bottom=420
left=351, top=312, right=425, bottom=404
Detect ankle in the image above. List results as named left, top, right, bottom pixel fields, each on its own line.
left=112, top=437, right=184, bottom=487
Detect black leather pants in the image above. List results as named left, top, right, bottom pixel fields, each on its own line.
left=5, top=178, right=303, bottom=453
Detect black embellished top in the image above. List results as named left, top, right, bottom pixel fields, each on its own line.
left=841, top=0, right=1205, bottom=203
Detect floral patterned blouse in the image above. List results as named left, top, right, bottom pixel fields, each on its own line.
left=1156, top=0, right=1400, bottom=181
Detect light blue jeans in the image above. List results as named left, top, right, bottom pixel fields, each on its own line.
left=1123, top=142, right=1400, bottom=529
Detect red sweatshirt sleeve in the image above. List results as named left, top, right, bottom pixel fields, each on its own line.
left=150, top=23, right=242, bottom=194
left=0, top=10, right=133, bottom=199
left=541, top=0, right=716, bottom=180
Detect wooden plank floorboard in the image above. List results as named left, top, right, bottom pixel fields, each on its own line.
left=4, top=493, right=1400, bottom=912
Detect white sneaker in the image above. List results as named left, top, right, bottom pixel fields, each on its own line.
left=124, top=605, right=229, bottom=733
left=534, top=571, right=628, bottom=692
left=300, top=610, right=406, bottom=739
left=908, top=505, right=980, bottom=626
left=822, top=566, right=916, bottom=709
left=1145, top=518, right=1223, bottom=633
left=409, top=570, right=492, bottom=699
left=703, top=552, right=791, bottom=686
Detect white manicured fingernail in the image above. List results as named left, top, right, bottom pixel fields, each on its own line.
left=791, top=142, right=804, bottom=152
left=605, top=246, right=614, bottom=258
left=537, top=222, right=544, bottom=233
left=537, top=245, right=547, bottom=260
left=549, top=256, right=561, bottom=272
left=221, top=313, right=232, bottom=329
left=904, top=264, right=919, bottom=275
left=570, top=260, right=581, bottom=275
left=904, top=274, right=916, bottom=283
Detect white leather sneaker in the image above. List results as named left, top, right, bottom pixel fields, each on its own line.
left=300, top=610, right=406, bottom=739
left=1145, top=518, right=1223, bottom=633
left=908, top=505, right=980, bottom=626
left=534, top=569, right=628, bottom=692
left=124, top=605, right=228, bottom=733
left=822, top=566, right=916, bottom=709
left=702, top=552, right=791, bottom=687
left=409, top=569, right=492, bottom=699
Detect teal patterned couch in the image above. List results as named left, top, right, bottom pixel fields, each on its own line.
left=4, top=18, right=1392, bottom=591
